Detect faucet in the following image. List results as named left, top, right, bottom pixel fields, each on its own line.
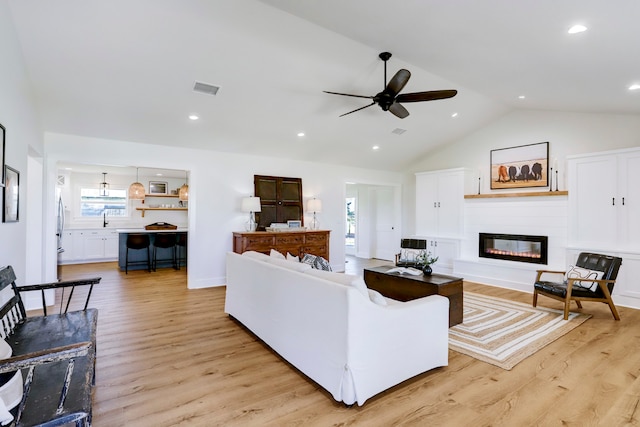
left=103, top=212, right=109, bottom=228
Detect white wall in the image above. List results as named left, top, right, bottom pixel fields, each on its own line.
left=0, top=0, right=44, bottom=285
left=44, top=133, right=404, bottom=288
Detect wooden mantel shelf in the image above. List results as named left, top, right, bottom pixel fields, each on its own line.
left=464, top=190, right=568, bottom=199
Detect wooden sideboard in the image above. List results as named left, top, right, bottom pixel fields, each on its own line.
left=232, top=230, right=330, bottom=260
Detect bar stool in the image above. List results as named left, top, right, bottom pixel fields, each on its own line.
left=176, top=233, right=187, bottom=270
left=125, top=234, right=151, bottom=274
left=152, top=233, right=177, bottom=271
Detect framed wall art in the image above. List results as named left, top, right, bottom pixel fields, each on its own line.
left=149, top=181, right=168, bottom=195
left=490, top=142, right=549, bottom=190
left=3, top=165, right=19, bottom=222
left=0, top=123, right=5, bottom=187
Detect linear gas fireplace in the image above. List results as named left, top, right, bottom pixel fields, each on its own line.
left=479, top=233, right=548, bottom=265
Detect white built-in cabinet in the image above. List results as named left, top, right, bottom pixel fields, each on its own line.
left=59, top=229, right=119, bottom=264
left=415, top=168, right=473, bottom=273
left=568, top=147, right=640, bottom=303
left=416, top=168, right=473, bottom=237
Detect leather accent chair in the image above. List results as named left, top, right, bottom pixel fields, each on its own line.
left=533, top=252, right=622, bottom=320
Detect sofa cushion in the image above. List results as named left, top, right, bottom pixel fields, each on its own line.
left=565, top=265, right=603, bottom=291
left=265, top=257, right=312, bottom=273
left=242, top=250, right=270, bottom=261
left=270, top=249, right=286, bottom=259
left=304, top=269, right=371, bottom=300
left=286, top=253, right=300, bottom=262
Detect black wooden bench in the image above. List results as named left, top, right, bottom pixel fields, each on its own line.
left=0, top=265, right=100, bottom=427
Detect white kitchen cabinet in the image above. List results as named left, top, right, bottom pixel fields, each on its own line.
left=62, top=229, right=119, bottom=263
left=83, top=230, right=119, bottom=261
left=568, top=148, right=640, bottom=251
left=58, top=231, right=77, bottom=263
left=415, top=168, right=473, bottom=238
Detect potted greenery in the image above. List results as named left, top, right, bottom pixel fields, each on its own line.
left=416, top=251, right=439, bottom=275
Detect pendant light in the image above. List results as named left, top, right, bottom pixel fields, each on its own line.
left=179, top=170, right=189, bottom=201
left=128, top=167, right=145, bottom=200
left=99, top=172, right=109, bottom=196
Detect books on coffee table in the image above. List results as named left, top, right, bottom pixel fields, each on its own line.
left=386, top=267, right=423, bottom=276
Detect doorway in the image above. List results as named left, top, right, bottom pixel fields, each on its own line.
left=345, top=183, right=400, bottom=261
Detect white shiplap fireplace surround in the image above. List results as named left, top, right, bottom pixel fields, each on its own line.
left=454, top=194, right=568, bottom=294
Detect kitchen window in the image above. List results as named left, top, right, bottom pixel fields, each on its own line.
left=80, top=188, right=128, bottom=217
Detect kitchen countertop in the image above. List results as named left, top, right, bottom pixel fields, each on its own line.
left=116, top=228, right=188, bottom=234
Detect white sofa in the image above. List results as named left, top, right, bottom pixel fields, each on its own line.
left=224, top=251, right=449, bottom=406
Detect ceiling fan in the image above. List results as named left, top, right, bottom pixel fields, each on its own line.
left=324, top=52, right=457, bottom=119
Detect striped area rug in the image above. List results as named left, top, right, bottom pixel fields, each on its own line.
left=449, top=292, right=591, bottom=370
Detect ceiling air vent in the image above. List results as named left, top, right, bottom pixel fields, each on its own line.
left=193, top=81, right=220, bottom=96
left=392, top=128, right=407, bottom=135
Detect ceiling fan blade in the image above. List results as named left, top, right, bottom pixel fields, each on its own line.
left=323, top=91, right=374, bottom=100
left=389, top=102, right=409, bottom=119
left=339, top=102, right=376, bottom=117
left=386, top=69, right=411, bottom=96
left=396, top=89, right=458, bottom=103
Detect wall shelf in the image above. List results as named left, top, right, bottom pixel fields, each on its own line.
left=136, top=207, right=187, bottom=217
left=464, top=190, right=568, bottom=199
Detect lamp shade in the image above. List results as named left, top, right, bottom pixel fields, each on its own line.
left=128, top=182, right=145, bottom=199
left=179, top=170, right=189, bottom=201
left=178, top=184, right=189, bottom=201
left=128, top=168, right=145, bottom=199
left=241, top=197, right=261, bottom=213
left=307, top=198, right=322, bottom=213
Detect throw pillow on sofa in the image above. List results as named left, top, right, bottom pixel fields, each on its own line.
left=367, top=289, right=388, bottom=306
left=301, top=253, right=332, bottom=271
left=270, top=249, right=286, bottom=260
left=265, top=257, right=312, bottom=273
left=286, top=253, right=300, bottom=262
left=242, top=251, right=271, bottom=261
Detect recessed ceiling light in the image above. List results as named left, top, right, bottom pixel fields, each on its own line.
left=518, top=95, right=526, bottom=99
left=568, top=24, right=587, bottom=34
left=188, top=115, right=199, bottom=121
left=451, top=112, right=458, bottom=118
left=629, top=84, right=640, bottom=91
left=372, top=146, right=380, bottom=151
left=156, top=173, right=163, bottom=176
left=297, top=132, right=305, bottom=137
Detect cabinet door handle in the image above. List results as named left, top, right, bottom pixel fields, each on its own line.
left=622, top=197, right=625, bottom=206
left=612, top=197, right=615, bottom=206
left=438, top=202, right=441, bottom=208
left=434, top=202, right=437, bottom=208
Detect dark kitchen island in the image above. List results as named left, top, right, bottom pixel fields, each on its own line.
left=117, top=228, right=187, bottom=271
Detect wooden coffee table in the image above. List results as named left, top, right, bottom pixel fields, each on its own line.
left=363, top=266, right=463, bottom=327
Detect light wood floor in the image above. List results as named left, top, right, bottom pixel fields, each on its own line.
left=56, top=259, right=640, bottom=426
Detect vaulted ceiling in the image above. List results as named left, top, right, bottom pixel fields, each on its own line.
left=8, top=0, right=640, bottom=171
